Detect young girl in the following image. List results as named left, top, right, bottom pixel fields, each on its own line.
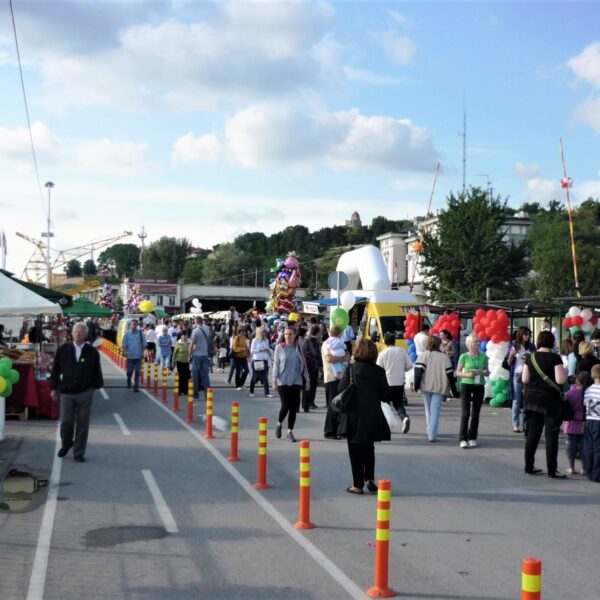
left=217, top=339, right=227, bottom=372
left=564, top=371, right=592, bottom=475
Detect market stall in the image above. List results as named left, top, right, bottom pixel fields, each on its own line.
left=0, top=272, right=63, bottom=439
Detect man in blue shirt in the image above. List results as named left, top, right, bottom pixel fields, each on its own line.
left=189, top=317, right=213, bottom=398
left=122, top=319, right=146, bottom=392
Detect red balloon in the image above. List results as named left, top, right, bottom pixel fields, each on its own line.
left=572, top=316, right=584, bottom=326
left=487, top=309, right=496, bottom=319
left=563, top=317, right=572, bottom=328
left=475, top=308, right=485, bottom=318
left=491, top=334, right=500, bottom=344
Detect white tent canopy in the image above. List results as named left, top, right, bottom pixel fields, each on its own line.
left=0, top=271, right=62, bottom=317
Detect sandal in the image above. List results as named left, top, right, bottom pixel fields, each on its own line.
left=346, top=486, right=364, bottom=495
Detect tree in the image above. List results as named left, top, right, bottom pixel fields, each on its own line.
left=202, top=243, right=251, bottom=285
left=141, top=237, right=191, bottom=280
left=64, top=259, right=82, bottom=277
left=181, top=258, right=205, bottom=284
left=420, top=187, right=528, bottom=302
left=98, top=243, right=140, bottom=278
left=82, top=259, right=97, bottom=276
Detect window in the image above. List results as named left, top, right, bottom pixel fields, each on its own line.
left=155, top=295, right=163, bottom=306
left=168, top=296, right=176, bottom=306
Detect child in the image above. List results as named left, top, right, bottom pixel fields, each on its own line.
left=156, top=326, right=172, bottom=370
left=564, top=371, right=592, bottom=475
left=326, top=335, right=347, bottom=378
left=583, top=364, right=600, bottom=482
left=218, top=339, right=227, bottom=372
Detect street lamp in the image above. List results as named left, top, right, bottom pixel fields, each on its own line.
left=42, top=182, right=55, bottom=287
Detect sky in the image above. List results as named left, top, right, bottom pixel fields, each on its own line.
left=1, top=0, right=600, bottom=280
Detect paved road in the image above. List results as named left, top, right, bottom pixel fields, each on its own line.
left=1, top=354, right=599, bottom=599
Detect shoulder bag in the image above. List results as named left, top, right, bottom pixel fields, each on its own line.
left=331, top=365, right=355, bottom=413
left=530, top=354, right=574, bottom=421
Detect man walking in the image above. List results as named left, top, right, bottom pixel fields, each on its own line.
left=376, top=333, right=412, bottom=433
left=122, top=319, right=146, bottom=392
left=189, top=317, right=213, bottom=398
left=50, top=322, right=104, bottom=462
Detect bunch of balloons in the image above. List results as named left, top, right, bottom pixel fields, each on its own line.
left=473, top=309, right=511, bottom=343
left=485, top=340, right=510, bottom=407
left=126, top=284, right=143, bottom=313
left=430, top=311, right=460, bottom=339
left=403, top=312, right=422, bottom=362
left=329, top=290, right=356, bottom=331
left=266, top=252, right=302, bottom=315
left=190, top=298, right=202, bottom=314
left=96, top=281, right=115, bottom=311
left=138, top=300, right=155, bottom=314
left=562, top=306, right=597, bottom=336
left=0, top=357, right=20, bottom=398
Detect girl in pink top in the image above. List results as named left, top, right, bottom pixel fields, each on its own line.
left=563, top=371, right=593, bottom=475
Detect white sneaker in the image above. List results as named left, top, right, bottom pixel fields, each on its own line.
left=249, top=393, right=255, bottom=397
left=265, top=394, right=274, bottom=398
left=236, top=387, right=242, bottom=391
left=566, top=467, right=574, bottom=475
left=459, top=440, right=469, bottom=449
left=468, top=440, right=477, bottom=448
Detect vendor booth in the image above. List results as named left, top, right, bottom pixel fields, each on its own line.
left=0, top=272, right=63, bottom=439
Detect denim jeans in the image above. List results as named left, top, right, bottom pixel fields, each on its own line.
left=156, top=353, right=171, bottom=370
left=422, top=392, right=444, bottom=441
left=126, top=358, right=142, bottom=390
left=566, top=433, right=584, bottom=466
left=512, top=374, right=523, bottom=428
left=191, top=355, right=211, bottom=397
left=583, top=420, right=600, bottom=482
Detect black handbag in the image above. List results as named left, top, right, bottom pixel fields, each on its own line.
left=330, top=365, right=355, bottom=413
left=530, top=354, right=572, bottom=421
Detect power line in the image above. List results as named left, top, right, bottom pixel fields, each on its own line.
left=9, top=0, right=47, bottom=221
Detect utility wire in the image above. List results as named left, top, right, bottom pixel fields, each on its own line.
left=9, top=0, right=47, bottom=221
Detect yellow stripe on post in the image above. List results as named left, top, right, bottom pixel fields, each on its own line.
left=522, top=574, right=541, bottom=593
left=375, top=528, right=389, bottom=542
left=377, top=508, right=390, bottom=522
left=378, top=490, right=391, bottom=502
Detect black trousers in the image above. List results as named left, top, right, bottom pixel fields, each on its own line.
left=277, top=385, right=301, bottom=430
left=459, top=384, right=484, bottom=441
left=388, top=385, right=408, bottom=420
left=233, top=357, right=249, bottom=387
left=176, top=361, right=190, bottom=395
left=249, top=361, right=269, bottom=395
left=324, top=380, right=341, bottom=437
left=60, top=389, right=94, bottom=457
left=302, top=368, right=319, bottom=410
left=347, top=440, right=375, bottom=488
left=524, top=411, right=561, bottom=474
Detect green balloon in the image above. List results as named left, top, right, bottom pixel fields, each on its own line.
left=0, top=357, right=12, bottom=369
left=331, top=307, right=349, bottom=330
left=0, top=365, right=9, bottom=379
left=7, top=369, right=20, bottom=385
left=2, top=379, right=12, bottom=398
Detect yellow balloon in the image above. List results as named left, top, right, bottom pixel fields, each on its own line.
left=289, top=312, right=299, bottom=322
left=139, top=300, right=155, bottom=313
left=0, top=377, right=6, bottom=395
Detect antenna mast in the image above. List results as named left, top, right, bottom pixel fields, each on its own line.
left=138, top=225, right=147, bottom=271
left=459, top=108, right=467, bottom=195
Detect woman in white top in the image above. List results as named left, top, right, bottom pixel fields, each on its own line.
left=249, top=327, right=273, bottom=397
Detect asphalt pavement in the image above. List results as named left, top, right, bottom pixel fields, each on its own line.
left=1, top=354, right=599, bottom=600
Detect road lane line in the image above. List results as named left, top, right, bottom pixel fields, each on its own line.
left=113, top=413, right=131, bottom=436
left=140, top=388, right=367, bottom=599
left=141, top=469, right=179, bottom=534
left=26, top=424, right=62, bottom=600
left=99, top=388, right=109, bottom=400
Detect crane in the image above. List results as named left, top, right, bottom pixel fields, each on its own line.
left=16, top=230, right=133, bottom=285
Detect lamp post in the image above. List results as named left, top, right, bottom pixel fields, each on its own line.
left=42, top=182, right=55, bottom=288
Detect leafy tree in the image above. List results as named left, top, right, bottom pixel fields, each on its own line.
left=64, top=259, right=82, bottom=277
left=202, top=243, right=249, bottom=285
left=369, top=216, right=413, bottom=238
left=181, top=259, right=205, bottom=284
left=141, top=237, right=191, bottom=280
left=98, top=243, right=140, bottom=278
left=420, top=187, right=528, bottom=302
left=82, top=259, right=97, bottom=276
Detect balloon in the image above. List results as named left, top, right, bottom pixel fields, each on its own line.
left=192, top=298, right=200, bottom=307
left=139, top=300, right=155, bottom=313
left=331, top=307, right=349, bottom=330
left=7, top=369, right=20, bottom=385
left=340, top=290, right=356, bottom=311
left=289, top=312, right=300, bottom=322
left=570, top=326, right=583, bottom=335
left=569, top=306, right=581, bottom=317
left=581, top=308, right=593, bottom=321
left=572, top=316, right=584, bottom=326
left=2, top=379, right=12, bottom=397
left=563, top=317, right=573, bottom=328
left=0, top=377, right=5, bottom=395
left=582, top=321, right=594, bottom=333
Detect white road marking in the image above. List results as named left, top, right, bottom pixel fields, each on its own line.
left=141, top=470, right=179, bottom=534
left=140, top=387, right=367, bottom=599
left=113, top=413, right=131, bottom=436
left=99, top=388, right=109, bottom=400
left=26, top=424, right=62, bottom=600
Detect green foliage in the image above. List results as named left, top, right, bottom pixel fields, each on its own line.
left=421, top=187, right=528, bottom=302
left=525, top=198, right=600, bottom=299
left=64, top=259, right=82, bottom=277
left=82, top=259, right=97, bottom=276
left=98, top=243, right=140, bottom=278
left=180, top=259, right=205, bottom=284
left=141, top=237, right=191, bottom=280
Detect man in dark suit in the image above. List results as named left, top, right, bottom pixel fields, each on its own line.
left=50, top=321, right=104, bottom=463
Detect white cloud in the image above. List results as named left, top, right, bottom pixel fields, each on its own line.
left=523, top=178, right=563, bottom=205
left=220, top=102, right=438, bottom=172
left=514, top=162, right=542, bottom=179
left=378, top=30, right=416, bottom=65
left=0, top=121, right=58, bottom=162
left=172, top=133, right=223, bottom=165
left=35, top=1, right=343, bottom=112
left=344, top=67, right=406, bottom=85
left=568, top=42, right=600, bottom=87
left=573, top=97, right=600, bottom=134
left=389, top=11, right=411, bottom=27
left=577, top=180, right=600, bottom=201
left=74, top=138, right=149, bottom=174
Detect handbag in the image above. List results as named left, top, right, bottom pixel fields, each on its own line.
left=530, top=354, right=573, bottom=420
left=330, top=365, right=355, bottom=413
left=253, top=360, right=265, bottom=371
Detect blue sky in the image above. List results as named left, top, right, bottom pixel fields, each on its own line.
left=1, top=1, right=599, bottom=279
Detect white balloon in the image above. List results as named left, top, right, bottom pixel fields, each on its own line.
left=581, top=308, right=593, bottom=321
left=582, top=321, right=594, bottom=332
left=192, top=298, right=200, bottom=306
left=340, top=290, right=356, bottom=311
left=569, top=306, right=581, bottom=317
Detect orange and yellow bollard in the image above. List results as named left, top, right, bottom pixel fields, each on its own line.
left=367, top=480, right=395, bottom=598
left=227, top=402, right=240, bottom=462
left=153, top=363, right=158, bottom=396
left=186, top=378, right=194, bottom=423
left=254, top=417, right=270, bottom=489
left=173, top=372, right=180, bottom=412
left=521, top=558, right=542, bottom=600
left=205, top=387, right=215, bottom=439
left=145, top=361, right=151, bottom=390
left=140, top=359, right=145, bottom=386
left=162, top=368, right=168, bottom=404
left=294, top=440, right=315, bottom=529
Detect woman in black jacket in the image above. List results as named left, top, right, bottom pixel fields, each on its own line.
left=337, top=338, right=390, bottom=495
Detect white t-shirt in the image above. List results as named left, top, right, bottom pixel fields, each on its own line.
left=413, top=331, right=429, bottom=354
left=376, top=346, right=413, bottom=386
